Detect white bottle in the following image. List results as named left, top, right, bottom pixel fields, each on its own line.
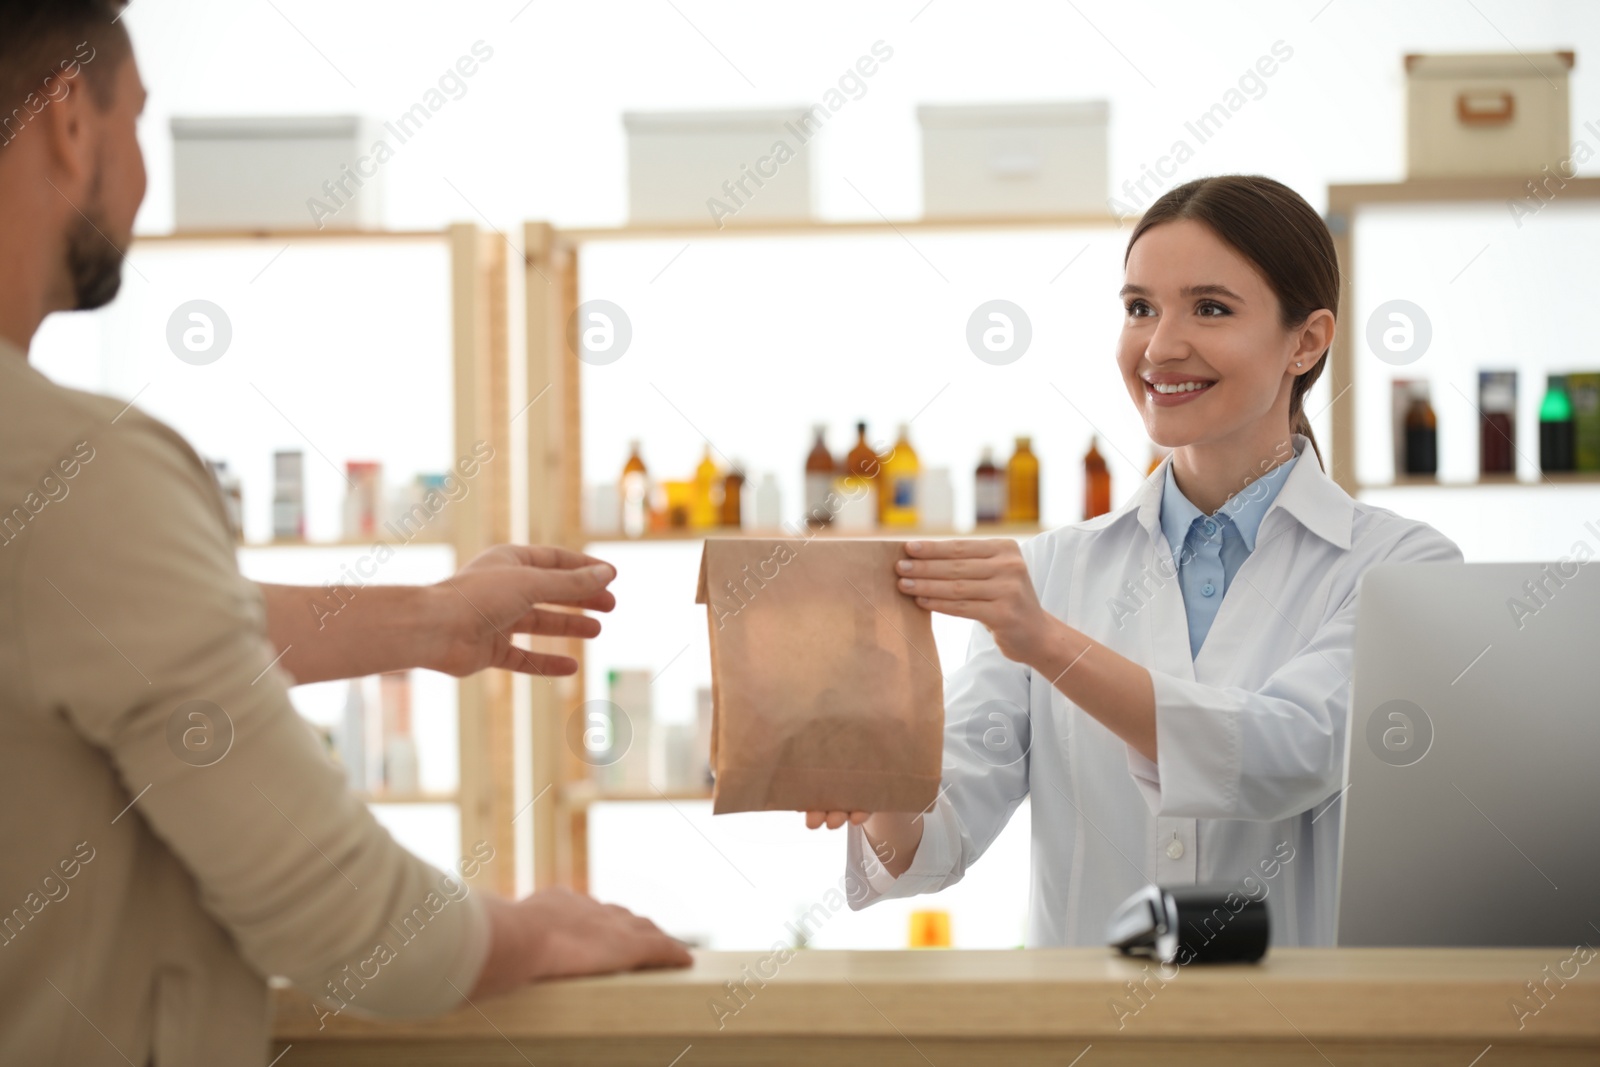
left=754, top=473, right=782, bottom=530
left=920, top=468, right=954, bottom=531
left=339, top=679, right=366, bottom=789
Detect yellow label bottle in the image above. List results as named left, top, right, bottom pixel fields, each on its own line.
left=691, top=444, right=721, bottom=529
left=881, top=422, right=920, bottom=527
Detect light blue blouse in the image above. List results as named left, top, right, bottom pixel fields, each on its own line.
left=1158, top=453, right=1298, bottom=658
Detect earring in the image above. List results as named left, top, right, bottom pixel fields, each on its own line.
left=1295, top=361, right=1303, bottom=367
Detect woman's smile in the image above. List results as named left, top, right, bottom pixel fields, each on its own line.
left=1143, top=373, right=1218, bottom=407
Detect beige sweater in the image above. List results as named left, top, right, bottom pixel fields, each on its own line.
left=0, top=339, right=488, bottom=1066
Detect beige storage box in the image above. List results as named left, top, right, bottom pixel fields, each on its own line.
left=1405, top=51, right=1575, bottom=178
left=917, top=101, right=1108, bottom=218
left=172, top=115, right=382, bottom=230
left=624, top=109, right=815, bottom=226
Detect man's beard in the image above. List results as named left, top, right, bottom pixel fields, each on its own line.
left=65, top=208, right=126, bottom=311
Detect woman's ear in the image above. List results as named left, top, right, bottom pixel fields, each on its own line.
left=1291, top=309, right=1335, bottom=373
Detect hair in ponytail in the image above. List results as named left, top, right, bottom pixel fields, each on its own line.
left=1124, top=175, right=1338, bottom=470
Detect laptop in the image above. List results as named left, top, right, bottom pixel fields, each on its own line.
left=1337, top=562, right=1600, bottom=947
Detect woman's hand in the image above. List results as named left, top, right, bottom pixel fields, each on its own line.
left=895, top=539, right=1048, bottom=664
left=803, top=810, right=922, bottom=879
left=804, top=810, right=869, bottom=830
left=426, top=544, right=617, bottom=678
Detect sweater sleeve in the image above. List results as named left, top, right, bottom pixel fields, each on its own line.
left=17, top=411, right=489, bottom=1017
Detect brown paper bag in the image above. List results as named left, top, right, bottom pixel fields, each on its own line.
left=694, top=538, right=944, bottom=814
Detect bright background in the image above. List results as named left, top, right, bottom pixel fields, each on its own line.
left=25, top=0, right=1600, bottom=949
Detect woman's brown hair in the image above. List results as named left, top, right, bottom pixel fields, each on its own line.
left=1123, top=175, right=1338, bottom=469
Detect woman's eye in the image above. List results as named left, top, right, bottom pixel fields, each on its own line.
left=1125, top=300, right=1152, bottom=318
left=1197, top=300, right=1231, bottom=317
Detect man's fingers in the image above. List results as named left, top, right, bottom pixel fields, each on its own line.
left=517, top=564, right=616, bottom=604
left=490, top=544, right=615, bottom=572
left=501, top=647, right=579, bottom=677
left=542, top=589, right=617, bottom=613
left=512, top=610, right=602, bottom=640
left=633, top=930, right=694, bottom=969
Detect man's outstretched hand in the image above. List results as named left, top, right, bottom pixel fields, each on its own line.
left=470, top=887, right=693, bottom=998
left=427, top=545, right=618, bottom=679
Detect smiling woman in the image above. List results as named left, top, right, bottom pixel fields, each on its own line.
left=810, top=174, right=1462, bottom=955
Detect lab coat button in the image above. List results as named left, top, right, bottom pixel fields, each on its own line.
left=1201, top=582, right=1215, bottom=597
left=1166, top=838, right=1185, bottom=860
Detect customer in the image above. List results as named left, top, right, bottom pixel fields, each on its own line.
left=0, top=5, right=689, bottom=1066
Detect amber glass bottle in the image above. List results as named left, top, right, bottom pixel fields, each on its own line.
left=804, top=424, right=837, bottom=529
left=845, top=421, right=881, bottom=524
left=1005, top=436, right=1039, bottom=524
left=1084, top=437, right=1111, bottom=519
left=974, top=446, right=1004, bottom=524
left=721, top=459, right=745, bottom=527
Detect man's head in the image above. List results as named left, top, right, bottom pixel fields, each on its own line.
left=0, top=1, right=145, bottom=322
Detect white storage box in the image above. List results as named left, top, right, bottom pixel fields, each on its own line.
left=918, top=101, right=1109, bottom=218
left=171, top=115, right=383, bottom=230
left=624, top=109, right=815, bottom=226
left=1405, top=52, right=1575, bottom=179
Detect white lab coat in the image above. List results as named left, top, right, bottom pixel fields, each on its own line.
left=846, top=434, right=1462, bottom=946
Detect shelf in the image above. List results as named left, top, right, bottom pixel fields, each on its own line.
left=557, top=212, right=1128, bottom=243
left=582, top=523, right=1046, bottom=543
left=240, top=536, right=453, bottom=550
left=1327, top=176, right=1600, bottom=213
left=1361, top=472, right=1600, bottom=490
left=559, top=783, right=712, bottom=807
left=356, top=791, right=459, bottom=805
left=132, top=228, right=448, bottom=244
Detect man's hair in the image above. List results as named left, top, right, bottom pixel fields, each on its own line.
left=0, top=1, right=132, bottom=119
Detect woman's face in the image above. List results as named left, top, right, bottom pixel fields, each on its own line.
left=1116, top=218, right=1307, bottom=452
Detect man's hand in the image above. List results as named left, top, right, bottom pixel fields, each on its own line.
left=895, top=539, right=1048, bottom=664
left=470, top=888, right=693, bottom=998
left=426, top=545, right=618, bottom=679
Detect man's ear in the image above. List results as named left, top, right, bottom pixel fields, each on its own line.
left=37, top=64, right=98, bottom=192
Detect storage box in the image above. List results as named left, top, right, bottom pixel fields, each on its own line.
left=624, top=109, right=815, bottom=226
left=171, top=115, right=383, bottom=230
left=1404, top=52, right=1575, bottom=178
left=917, top=101, right=1108, bottom=218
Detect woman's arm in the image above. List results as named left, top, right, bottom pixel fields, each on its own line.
left=896, top=538, right=1159, bottom=762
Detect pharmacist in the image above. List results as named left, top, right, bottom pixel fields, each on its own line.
left=808, top=175, right=1461, bottom=947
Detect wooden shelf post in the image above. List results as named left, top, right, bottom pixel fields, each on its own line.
left=451, top=222, right=516, bottom=895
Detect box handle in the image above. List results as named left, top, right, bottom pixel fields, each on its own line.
left=1456, top=90, right=1515, bottom=126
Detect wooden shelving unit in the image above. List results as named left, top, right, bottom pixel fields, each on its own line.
left=1325, top=176, right=1600, bottom=495
left=521, top=213, right=1119, bottom=892
left=131, top=224, right=517, bottom=895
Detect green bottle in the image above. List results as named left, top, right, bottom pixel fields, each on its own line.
left=1540, top=375, right=1575, bottom=473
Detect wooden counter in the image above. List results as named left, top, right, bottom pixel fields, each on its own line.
left=271, top=947, right=1600, bottom=1065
